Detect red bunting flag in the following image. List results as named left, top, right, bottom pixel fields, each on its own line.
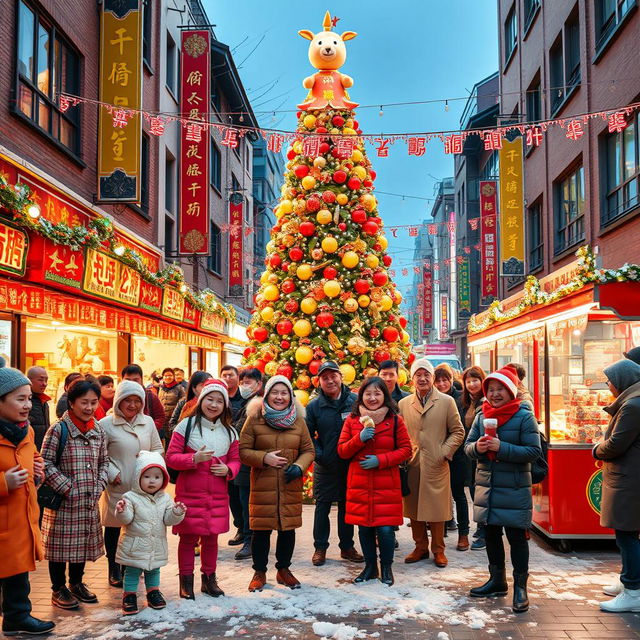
left=608, top=112, right=627, bottom=133
left=565, top=120, right=584, bottom=140
left=407, top=137, right=426, bottom=156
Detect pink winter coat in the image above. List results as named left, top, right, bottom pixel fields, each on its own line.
left=165, top=416, right=240, bottom=536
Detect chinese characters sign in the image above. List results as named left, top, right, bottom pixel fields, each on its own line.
left=440, top=293, right=449, bottom=340
left=162, top=288, right=185, bottom=321
left=0, top=222, right=28, bottom=276
left=480, top=181, right=499, bottom=300
left=228, top=193, right=244, bottom=297
left=422, top=264, right=432, bottom=334
left=83, top=249, right=141, bottom=307
left=97, top=0, right=142, bottom=202
left=498, top=138, right=525, bottom=275
left=179, top=30, right=210, bottom=255
left=458, top=257, right=471, bottom=314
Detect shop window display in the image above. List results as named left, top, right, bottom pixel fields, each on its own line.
left=132, top=335, right=188, bottom=386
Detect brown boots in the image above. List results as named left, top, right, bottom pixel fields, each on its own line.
left=248, top=571, right=267, bottom=592
left=201, top=573, right=224, bottom=597
left=405, top=520, right=448, bottom=567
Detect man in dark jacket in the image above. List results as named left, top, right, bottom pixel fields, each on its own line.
left=306, top=361, right=363, bottom=566
left=55, top=372, right=82, bottom=419
left=121, top=364, right=166, bottom=436
left=378, top=360, right=410, bottom=403
left=26, top=366, right=50, bottom=451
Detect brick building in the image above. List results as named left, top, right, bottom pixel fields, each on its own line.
left=497, top=0, right=640, bottom=291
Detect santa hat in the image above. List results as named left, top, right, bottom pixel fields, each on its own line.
left=483, top=366, right=519, bottom=400
left=197, top=378, right=229, bottom=407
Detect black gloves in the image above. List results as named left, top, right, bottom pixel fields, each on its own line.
left=284, top=464, right=303, bottom=483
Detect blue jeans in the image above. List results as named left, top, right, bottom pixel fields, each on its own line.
left=615, top=530, right=640, bottom=590
left=358, top=525, right=395, bottom=565
left=313, top=500, right=354, bottom=551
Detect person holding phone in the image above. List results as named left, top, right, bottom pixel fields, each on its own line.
left=465, top=366, right=540, bottom=613
left=166, top=379, right=240, bottom=600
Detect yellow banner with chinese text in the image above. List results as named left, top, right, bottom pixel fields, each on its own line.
left=498, top=138, right=525, bottom=275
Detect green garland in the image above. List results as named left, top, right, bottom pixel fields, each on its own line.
left=0, top=175, right=235, bottom=324
left=468, top=245, right=639, bottom=333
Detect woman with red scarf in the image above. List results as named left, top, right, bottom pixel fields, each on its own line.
left=465, top=366, right=541, bottom=614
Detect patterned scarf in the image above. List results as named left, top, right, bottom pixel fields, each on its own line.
left=262, top=400, right=297, bottom=430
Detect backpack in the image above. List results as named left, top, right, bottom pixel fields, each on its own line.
left=531, top=430, right=549, bottom=484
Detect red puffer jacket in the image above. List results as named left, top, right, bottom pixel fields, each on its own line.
left=337, top=413, right=412, bottom=527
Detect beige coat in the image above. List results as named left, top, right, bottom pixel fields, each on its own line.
left=399, top=389, right=465, bottom=522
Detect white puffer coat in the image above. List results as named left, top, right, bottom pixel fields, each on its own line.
left=114, top=451, right=184, bottom=571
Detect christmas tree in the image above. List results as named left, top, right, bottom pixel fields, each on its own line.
left=243, top=11, right=412, bottom=404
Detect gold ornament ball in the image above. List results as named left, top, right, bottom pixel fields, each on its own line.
left=303, top=114, right=317, bottom=129
left=282, top=234, right=296, bottom=248
left=295, top=199, right=307, bottom=214
left=321, top=236, right=338, bottom=253
left=295, top=345, right=314, bottom=364
left=293, top=319, right=312, bottom=337
left=266, top=240, right=276, bottom=253
left=300, top=297, right=317, bottom=314
left=280, top=199, right=293, bottom=214
left=324, top=280, right=341, bottom=298
left=342, top=251, right=360, bottom=268
left=296, top=264, right=313, bottom=280
left=363, top=366, right=379, bottom=378
left=398, top=369, right=408, bottom=385
left=343, top=127, right=357, bottom=136
left=336, top=193, right=349, bottom=205
left=293, top=141, right=303, bottom=154
left=301, top=175, right=317, bottom=191
left=267, top=273, right=279, bottom=284
left=313, top=157, right=327, bottom=169
left=260, top=272, right=270, bottom=285
left=265, top=361, right=278, bottom=376
left=401, top=330, right=410, bottom=343
left=340, top=364, right=356, bottom=384
left=263, top=284, right=280, bottom=301
left=365, top=254, right=380, bottom=269
left=294, top=389, right=310, bottom=406
left=379, top=295, right=393, bottom=311
left=394, top=290, right=403, bottom=304
left=343, top=298, right=359, bottom=313
left=378, top=235, right=389, bottom=250
left=361, top=193, right=376, bottom=212
left=316, top=209, right=332, bottom=225
left=351, top=149, right=363, bottom=163
left=260, top=306, right=275, bottom=322
left=358, top=294, right=371, bottom=308
left=352, top=165, right=367, bottom=180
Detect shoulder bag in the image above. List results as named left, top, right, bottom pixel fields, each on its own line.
left=37, top=421, right=69, bottom=510
left=392, top=415, right=411, bottom=497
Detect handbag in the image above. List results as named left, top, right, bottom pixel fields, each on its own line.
left=167, top=417, right=193, bottom=484
left=531, top=431, right=549, bottom=485
left=37, top=422, right=68, bottom=511
left=392, top=415, right=411, bottom=497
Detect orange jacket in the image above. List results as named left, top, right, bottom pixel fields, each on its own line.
left=0, top=427, right=43, bottom=578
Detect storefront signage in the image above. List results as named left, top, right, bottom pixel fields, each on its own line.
left=422, top=263, right=432, bottom=333
left=139, top=281, right=162, bottom=313
left=440, top=293, right=449, bottom=339
left=183, top=303, right=197, bottom=326
left=228, top=192, right=244, bottom=296
left=178, top=29, right=210, bottom=255
left=539, top=259, right=581, bottom=294
left=586, top=468, right=603, bottom=515
left=200, top=310, right=225, bottom=333
left=480, top=181, right=498, bottom=300
left=40, top=242, right=84, bottom=290
left=83, top=248, right=141, bottom=307
left=0, top=281, right=44, bottom=315
left=498, top=138, right=525, bottom=275
left=162, top=288, right=185, bottom=321
left=0, top=221, right=28, bottom=276
left=458, top=257, right=471, bottom=314
left=97, top=0, right=142, bottom=202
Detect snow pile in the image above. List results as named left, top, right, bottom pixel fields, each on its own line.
left=312, top=622, right=366, bottom=639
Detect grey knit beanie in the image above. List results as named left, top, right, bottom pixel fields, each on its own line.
left=0, top=360, right=31, bottom=398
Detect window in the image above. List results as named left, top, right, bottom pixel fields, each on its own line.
left=554, top=166, right=585, bottom=254
left=164, top=216, right=175, bottom=258
left=142, top=0, right=152, bottom=67
left=15, top=1, right=80, bottom=154
left=596, top=0, right=635, bottom=50
left=166, top=32, right=176, bottom=95
left=208, top=222, right=222, bottom=274
left=526, top=75, right=542, bottom=122
left=165, top=151, right=176, bottom=213
left=549, top=9, right=581, bottom=115
left=210, top=140, right=221, bottom=191
left=231, top=174, right=240, bottom=196
left=603, top=114, right=639, bottom=225
left=140, top=134, right=149, bottom=214
left=524, top=0, right=541, bottom=30
left=504, top=5, right=518, bottom=63
left=528, top=201, right=544, bottom=271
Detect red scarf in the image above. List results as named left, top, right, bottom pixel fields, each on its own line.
left=179, top=397, right=198, bottom=421
left=162, top=381, right=178, bottom=390
left=481, top=398, right=521, bottom=460
left=35, top=393, right=51, bottom=403
left=68, top=412, right=96, bottom=434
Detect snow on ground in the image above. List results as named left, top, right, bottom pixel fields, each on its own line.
left=50, top=505, right=612, bottom=640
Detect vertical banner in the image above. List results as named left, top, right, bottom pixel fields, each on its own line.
left=480, top=181, right=498, bottom=300
left=458, top=257, right=471, bottom=314
left=440, top=293, right=449, bottom=339
left=228, top=192, right=244, bottom=297
left=422, top=262, right=432, bottom=334
left=98, top=0, right=142, bottom=202
left=498, top=137, right=525, bottom=275
left=179, top=30, right=210, bottom=255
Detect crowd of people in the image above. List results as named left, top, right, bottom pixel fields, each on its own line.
left=0, top=348, right=639, bottom=635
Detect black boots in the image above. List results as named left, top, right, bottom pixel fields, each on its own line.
left=179, top=574, right=195, bottom=600
left=108, top=561, right=122, bottom=588
left=470, top=564, right=508, bottom=598
left=512, top=572, right=529, bottom=613
left=380, top=564, right=394, bottom=586
left=201, top=572, right=224, bottom=597
left=2, top=615, right=55, bottom=636
left=122, top=593, right=138, bottom=615
left=354, top=562, right=379, bottom=583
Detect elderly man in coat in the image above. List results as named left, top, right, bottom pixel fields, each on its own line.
left=399, top=357, right=465, bottom=568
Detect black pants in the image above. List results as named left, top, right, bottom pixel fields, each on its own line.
left=450, top=454, right=470, bottom=536
left=104, top=526, right=121, bottom=563
left=484, top=525, right=528, bottom=573
left=238, top=484, right=252, bottom=542
left=228, top=483, right=244, bottom=532
left=359, top=525, right=395, bottom=565
left=0, top=573, right=31, bottom=623
left=313, top=500, right=354, bottom=551
left=48, top=562, right=85, bottom=590
left=251, top=529, right=295, bottom=573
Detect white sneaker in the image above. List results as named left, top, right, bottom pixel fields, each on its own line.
left=603, top=578, right=623, bottom=597
left=600, top=588, right=640, bottom=612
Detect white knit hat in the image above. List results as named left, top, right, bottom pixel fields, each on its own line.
left=263, top=375, right=294, bottom=403
left=197, top=378, right=229, bottom=407
left=410, top=357, right=435, bottom=378
left=114, top=380, right=146, bottom=416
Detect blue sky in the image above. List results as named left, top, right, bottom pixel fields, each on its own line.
left=204, top=1, right=499, bottom=298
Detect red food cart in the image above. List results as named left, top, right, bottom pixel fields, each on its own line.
left=467, top=256, right=640, bottom=551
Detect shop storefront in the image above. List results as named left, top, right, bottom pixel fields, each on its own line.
left=0, top=153, right=238, bottom=404
left=467, top=258, right=640, bottom=549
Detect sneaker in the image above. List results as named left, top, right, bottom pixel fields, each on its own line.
left=603, top=578, right=623, bottom=597
left=146, top=589, right=166, bottom=609
left=600, top=588, right=640, bottom=612
left=471, top=537, right=486, bottom=551
left=2, top=615, right=55, bottom=636
left=122, top=592, right=138, bottom=616
left=51, top=586, right=79, bottom=610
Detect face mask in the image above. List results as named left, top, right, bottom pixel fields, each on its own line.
left=240, top=386, right=255, bottom=399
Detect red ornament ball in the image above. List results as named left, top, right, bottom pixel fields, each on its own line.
left=351, top=209, right=367, bottom=224
left=362, top=220, right=379, bottom=236
left=294, top=165, right=310, bottom=179
left=374, top=349, right=390, bottom=363
left=269, top=254, right=282, bottom=268
left=370, top=170, right=377, bottom=181
left=382, top=327, right=399, bottom=343
left=363, top=179, right=373, bottom=188
left=332, top=115, right=345, bottom=127
left=372, top=271, right=388, bottom=286
left=323, top=266, right=338, bottom=279
left=333, top=170, right=347, bottom=184
left=316, top=311, right=335, bottom=328
left=382, top=255, right=392, bottom=267
left=280, top=340, right=291, bottom=350
left=308, top=360, right=322, bottom=375
left=354, top=279, right=370, bottom=294
left=255, top=359, right=266, bottom=373
left=408, top=353, right=416, bottom=365
left=276, top=319, right=293, bottom=336
left=281, top=262, right=290, bottom=272
left=319, top=142, right=330, bottom=154
left=277, top=363, right=293, bottom=380
left=315, top=126, right=327, bottom=133
left=288, top=247, right=303, bottom=262
left=322, top=190, right=336, bottom=204
left=299, top=221, right=316, bottom=237
left=399, top=317, right=408, bottom=329
left=306, top=196, right=321, bottom=212
left=284, top=299, right=299, bottom=314
left=287, top=149, right=296, bottom=161
left=369, top=327, right=380, bottom=339
left=338, top=222, right=347, bottom=231
left=347, top=177, right=361, bottom=191
left=253, top=327, right=268, bottom=343
left=281, top=279, right=296, bottom=294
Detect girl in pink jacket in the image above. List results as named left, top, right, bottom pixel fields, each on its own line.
left=166, top=379, right=240, bottom=600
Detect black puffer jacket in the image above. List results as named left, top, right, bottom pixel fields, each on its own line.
left=28, top=394, right=50, bottom=451
left=305, top=385, right=357, bottom=502
left=465, top=405, right=541, bottom=529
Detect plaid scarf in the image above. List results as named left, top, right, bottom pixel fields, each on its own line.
left=262, top=400, right=297, bottom=430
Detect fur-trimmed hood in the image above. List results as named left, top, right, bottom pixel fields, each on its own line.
left=245, top=396, right=306, bottom=421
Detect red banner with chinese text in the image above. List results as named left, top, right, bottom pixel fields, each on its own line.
left=480, top=181, right=498, bottom=300
left=422, top=264, right=432, bottom=333
left=228, top=196, right=243, bottom=297
left=179, top=30, right=210, bottom=255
